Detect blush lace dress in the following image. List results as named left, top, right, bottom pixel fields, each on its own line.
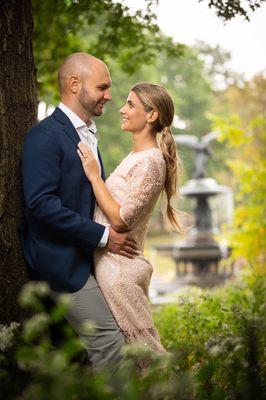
left=94, top=147, right=166, bottom=353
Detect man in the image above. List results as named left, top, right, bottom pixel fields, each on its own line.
left=19, top=53, right=138, bottom=368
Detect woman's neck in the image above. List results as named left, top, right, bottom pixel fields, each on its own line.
left=131, top=129, right=157, bottom=153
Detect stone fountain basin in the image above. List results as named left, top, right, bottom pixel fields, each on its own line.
left=181, top=178, right=230, bottom=197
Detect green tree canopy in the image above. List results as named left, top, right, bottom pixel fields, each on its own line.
left=33, top=0, right=184, bottom=103
left=213, top=74, right=266, bottom=272
left=200, top=0, right=266, bottom=21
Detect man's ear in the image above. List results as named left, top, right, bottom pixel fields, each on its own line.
left=69, top=76, right=80, bottom=94
left=147, top=110, right=158, bottom=123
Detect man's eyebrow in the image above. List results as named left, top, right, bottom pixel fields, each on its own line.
left=127, top=99, right=135, bottom=106
left=97, top=83, right=111, bottom=88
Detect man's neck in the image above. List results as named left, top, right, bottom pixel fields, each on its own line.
left=60, top=100, right=92, bottom=125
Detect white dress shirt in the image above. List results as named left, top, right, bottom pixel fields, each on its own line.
left=58, top=103, right=109, bottom=247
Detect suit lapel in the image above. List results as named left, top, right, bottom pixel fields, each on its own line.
left=97, top=149, right=106, bottom=181
left=52, top=107, right=106, bottom=180
left=52, top=107, right=80, bottom=147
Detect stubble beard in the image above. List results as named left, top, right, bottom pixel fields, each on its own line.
left=79, top=87, right=103, bottom=118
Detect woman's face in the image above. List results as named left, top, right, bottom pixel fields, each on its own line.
left=119, top=91, right=151, bottom=133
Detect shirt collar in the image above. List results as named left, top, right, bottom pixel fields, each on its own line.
left=58, top=102, right=97, bottom=134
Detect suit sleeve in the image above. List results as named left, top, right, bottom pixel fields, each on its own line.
left=22, top=124, right=105, bottom=251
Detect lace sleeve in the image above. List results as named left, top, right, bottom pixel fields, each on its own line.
left=119, top=156, right=164, bottom=228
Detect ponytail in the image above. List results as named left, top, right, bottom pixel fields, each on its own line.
left=160, top=127, right=186, bottom=233
left=131, top=82, right=187, bottom=233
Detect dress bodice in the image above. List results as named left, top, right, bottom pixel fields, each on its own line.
left=94, top=148, right=166, bottom=251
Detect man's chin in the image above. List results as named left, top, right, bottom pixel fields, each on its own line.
left=93, top=109, right=104, bottom=117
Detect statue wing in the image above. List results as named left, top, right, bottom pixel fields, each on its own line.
left=174, top=135, right=199, bottom=149
left=201, top=131, right=220, bottom=146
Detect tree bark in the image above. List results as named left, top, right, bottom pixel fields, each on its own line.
left=0, top=0, right=37, bottom=324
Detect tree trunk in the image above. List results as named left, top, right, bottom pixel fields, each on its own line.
left=0, top=0, right=37, bottom=324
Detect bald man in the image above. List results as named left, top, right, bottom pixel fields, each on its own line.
left=19, top=53, right=137, bottom=368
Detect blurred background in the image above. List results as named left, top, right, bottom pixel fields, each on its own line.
left=1, top=2, right=265, bottom=398
left=36, top=0, right=266, bottom=300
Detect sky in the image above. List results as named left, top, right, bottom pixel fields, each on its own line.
left=123, top=0, right=266, bottom=80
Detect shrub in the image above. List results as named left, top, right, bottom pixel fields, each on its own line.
left=0, top=275, right=265, bottom=399
left=154, top=273, right=266, bottom=399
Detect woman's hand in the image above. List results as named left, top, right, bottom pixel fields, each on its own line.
left=77, top=142, right=100, bottom=182
left=77, top=142, right=128, bottom=232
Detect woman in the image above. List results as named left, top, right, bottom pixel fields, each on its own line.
left=77, top=82, right=183, bottom=353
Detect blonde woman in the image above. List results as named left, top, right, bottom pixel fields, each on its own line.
left=77, top=83, right=183, bottom=353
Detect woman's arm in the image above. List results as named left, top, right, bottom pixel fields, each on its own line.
left=77, top=142, right=128, bottom=232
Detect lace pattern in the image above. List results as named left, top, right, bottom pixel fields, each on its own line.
left=94, top=148, right=166, bottom=354
left=119, top=157, right=163, bottom=228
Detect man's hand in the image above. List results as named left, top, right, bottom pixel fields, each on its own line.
left=106, top=227, right=138, bottom=259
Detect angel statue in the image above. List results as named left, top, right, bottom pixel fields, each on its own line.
left=174, top=131, right=220, bottom=178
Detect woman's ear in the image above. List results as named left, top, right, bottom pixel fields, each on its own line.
left=147, top=110, right=159, bottom=123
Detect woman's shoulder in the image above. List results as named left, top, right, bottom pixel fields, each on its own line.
left=140, top=148, right=165, bottom=169
left=127, top=148, right=166, bottom=178
left=108, top=148, right=165, bottom=181
left=129, top=147, right=165, bottom=165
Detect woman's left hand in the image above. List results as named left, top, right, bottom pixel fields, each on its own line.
left=77, top=142, right=100, bottom=182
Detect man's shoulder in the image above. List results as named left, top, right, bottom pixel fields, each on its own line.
left=27, top=112, right=62, bottom=137
left=23, top=115, right=63, bottom=150
left=31, top=112, right=58, bottom=129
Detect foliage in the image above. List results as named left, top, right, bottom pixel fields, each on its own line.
left=32, top=0, right=184, bottom=104
left=201, top=0, right=266, bottom=21
left=157, top=47, right=214, bottom=138
left=212, top=74, right=266, bottom=272
left=194, top=41, right=243, bottom=90
left=0, top=282, right=192, bottom=400
left=1, top=275, right=265, bottom=399
left=154, top=273, right=266, bottom=399
left=215, top=115, right=266, bottom=271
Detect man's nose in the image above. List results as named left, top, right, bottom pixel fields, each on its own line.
left=119, top=105, right=125, bottom=113
left=104, top=90, right=112, bottom=101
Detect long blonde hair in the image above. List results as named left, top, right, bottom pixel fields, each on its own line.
left=131, top=82, right=185, bottom=232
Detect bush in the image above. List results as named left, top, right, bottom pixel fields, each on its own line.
left=154, top=273, right=266, bottom=399
left=0, top=275, right=265, bottom=399
left=0, top=282, right=191, bottom=400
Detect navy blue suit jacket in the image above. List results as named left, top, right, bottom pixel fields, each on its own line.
left=19, top=107, right=106, bottom=293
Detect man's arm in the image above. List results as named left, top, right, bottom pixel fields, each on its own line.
left=22, top=124, right=104, bottom=251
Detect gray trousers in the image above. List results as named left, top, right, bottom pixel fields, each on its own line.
left=50, top=274, right=125, bottom=369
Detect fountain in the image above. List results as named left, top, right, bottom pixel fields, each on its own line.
left=152, top=131, right=233, bottom=289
